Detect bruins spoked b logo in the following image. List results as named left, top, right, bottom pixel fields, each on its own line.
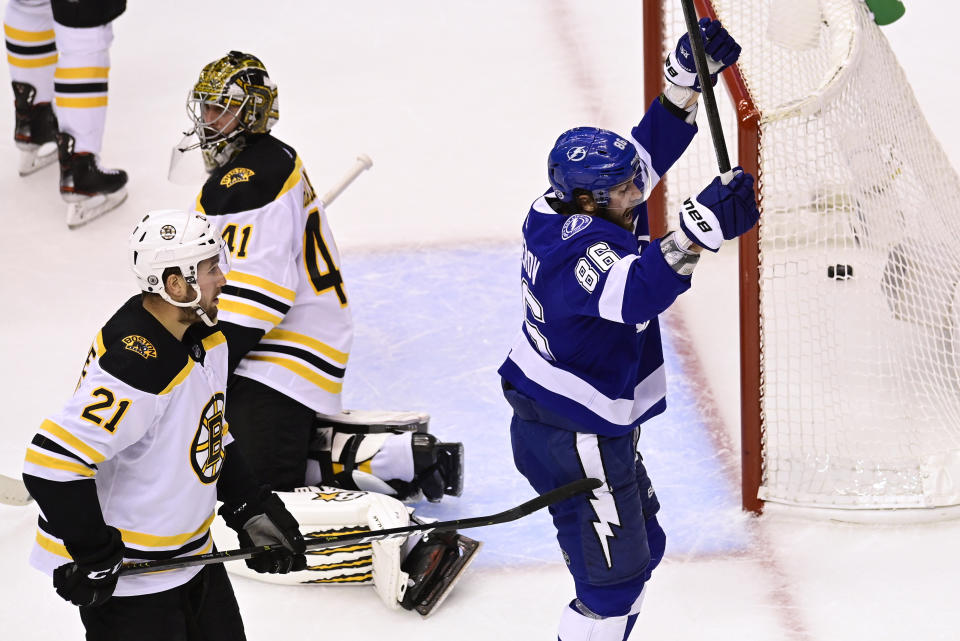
left=191, top=392, right=226, bottom=484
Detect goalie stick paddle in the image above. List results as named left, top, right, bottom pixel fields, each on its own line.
left=679, top=0, right=733, bottom=181
left=0, top=474, right=31, bottom=506
left=120, top=477, right=602, bottom=576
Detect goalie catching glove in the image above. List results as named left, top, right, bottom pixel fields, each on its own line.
left=678, top=169, right=760, bottom=252
left=219, top=487, right=307, bottom=574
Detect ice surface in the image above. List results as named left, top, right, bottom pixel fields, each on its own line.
left=0, top=1, right=957, bottom=639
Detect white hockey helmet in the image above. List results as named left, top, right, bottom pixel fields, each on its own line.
left=129, top=210, right=229, bottom=325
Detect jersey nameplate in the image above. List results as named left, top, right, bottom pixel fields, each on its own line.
left=562, top=214, right=592, bottom=240
left=220, top=167, right=256, bottom=188
left=121, top=335, right=157, bottom=360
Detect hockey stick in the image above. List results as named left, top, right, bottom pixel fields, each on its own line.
left=320, top=154, right=373, bottom=208
left=121, top=477, right=602, bottom=575
left=0, top=473, right=31, bottom=506
left=679, top=0, right=733, bottom=182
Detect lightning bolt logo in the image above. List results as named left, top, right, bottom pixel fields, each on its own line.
left=575, top=434, right=621, bottom=569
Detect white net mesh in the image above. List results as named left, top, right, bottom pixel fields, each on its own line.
left=659, top=0, right=960, bottom=511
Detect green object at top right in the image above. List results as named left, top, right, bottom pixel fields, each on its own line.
left=864, top=0, right=906, bottom=25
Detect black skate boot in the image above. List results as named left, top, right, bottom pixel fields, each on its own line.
left=400, top=529, right=481, bottom=617
left=57, top=132, right=128, bottom=228
left=12, top=81, right=58, bottom=176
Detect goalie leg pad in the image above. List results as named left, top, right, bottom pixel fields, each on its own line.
left=213, top=487, right=409, bottom=604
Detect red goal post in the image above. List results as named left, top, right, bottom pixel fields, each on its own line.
left=644, top=0, right=960, bottom=520
left=644, top=0, right=763, bottom=514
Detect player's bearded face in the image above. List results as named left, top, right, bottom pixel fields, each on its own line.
left=602, top=179, right=646, bottom=230
left=193, top=255, right=227, bottom=322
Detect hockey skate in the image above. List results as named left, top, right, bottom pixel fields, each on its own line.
left=401, top=529, right=482, bottom=617
left=57, top=133, right=128, bottom=228
left=12, top=82, right=58, bottom=176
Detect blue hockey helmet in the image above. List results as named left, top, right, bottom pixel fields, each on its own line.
left=547, top=127, right=643, bottom=204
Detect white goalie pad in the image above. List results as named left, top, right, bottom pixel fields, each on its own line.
left=211, top=487, right=412, bottom=609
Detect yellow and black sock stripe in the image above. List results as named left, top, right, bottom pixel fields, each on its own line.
left=4, top=24, right=57, bottom=69
left=54, top=66, right=109, bottom=108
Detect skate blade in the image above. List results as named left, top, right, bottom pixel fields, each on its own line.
left=66, top=188, right=128, bottom=229
left=414, top=536, right=482, bottom=618
left=17, top=142, right=57, bottom=176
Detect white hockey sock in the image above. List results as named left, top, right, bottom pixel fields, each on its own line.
left=52, top=22, right=112, bottom=154
left=5, top=0, right=56, bottom=102
left=557, top=587, right=647, bottom=641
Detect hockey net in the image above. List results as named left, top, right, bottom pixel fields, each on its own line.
left=645, top=0, right=960, bottom=518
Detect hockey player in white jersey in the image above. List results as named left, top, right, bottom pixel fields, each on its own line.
left=4, top=0, right=128, bottom=227
left=182, top=51, right=462, bottom=503
left=498, top=19, right=758, bottom=641
left=180, top=51, right=478, bottom=615
left=22, top=210, right=306, bottom=640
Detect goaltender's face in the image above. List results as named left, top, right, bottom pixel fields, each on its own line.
left=201, top=102, right=242, bottom=139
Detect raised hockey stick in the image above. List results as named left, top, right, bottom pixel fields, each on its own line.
left=121, top=477, right=602, bottom=575
left=679, top=0, right=733, bottom=182
left=0, top=474, right=31, bottom=506
left=320, top=154, right=373, bottom=208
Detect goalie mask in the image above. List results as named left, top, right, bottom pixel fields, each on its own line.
left=185, top=51, right=279, bottom=171
left=129, top=210, right=230, bottom=327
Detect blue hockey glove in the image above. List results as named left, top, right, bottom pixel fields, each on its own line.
left=220, top=488, right=307, bottom=574
left=664, top=17, right=742, bottom=91
left=53, top=527, right=125, bottom=607
left=678, top=169, right=759, bottom=252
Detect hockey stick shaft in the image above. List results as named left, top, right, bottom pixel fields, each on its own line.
left=121, top=477, right=602, bottom=575
left=320, top=154, right=373, bottom=208
left=679, top=0, right=732, bottom=181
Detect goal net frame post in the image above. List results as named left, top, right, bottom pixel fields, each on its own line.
left=643, top=0, right=764, bottom=514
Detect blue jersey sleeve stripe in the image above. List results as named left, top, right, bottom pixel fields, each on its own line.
left=629, top=135, right=660, bottom=198
left=598, top=255, right=639, bottom=323
left=506, top=332, right=667, bottom=427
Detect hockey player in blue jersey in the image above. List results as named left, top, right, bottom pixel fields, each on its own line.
left=498, top=18, right=759, bottom=641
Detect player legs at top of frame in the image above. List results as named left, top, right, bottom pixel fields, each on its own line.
left=180, top=50, right=463, bottom=505
left=498, top=18, right=757, bottom=641
left=4, top=0, right=128, bottom=227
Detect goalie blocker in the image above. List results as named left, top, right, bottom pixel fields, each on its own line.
left=307, top=409, right=464, bottom=504
left=211, top=486, right=481, bottom=617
